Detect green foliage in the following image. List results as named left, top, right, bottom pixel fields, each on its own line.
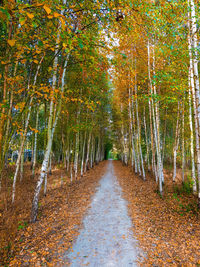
left=173, top=179, right=193, bottom=196
left=17, top=221, right=28, bottom=231
left=104, top=142, right=113, bottom=160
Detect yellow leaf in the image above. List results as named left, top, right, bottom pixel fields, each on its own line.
left=43, top=5, right=51, bottom=15
left=60, top=17, right=65, bottom=28
left=7, top=40, right=16, bottom=47
left=21, top=19, right=26, bottom=26
left=33, top=60, right=39, bottom=64
left=27, top=13, right=34, bottom=19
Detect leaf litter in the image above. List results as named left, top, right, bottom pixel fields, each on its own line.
left=2, top=161, right=107, bottom=266
left=115, top=161, right=200, bottom=266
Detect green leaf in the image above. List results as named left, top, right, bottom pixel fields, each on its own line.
left=78, top=39, right=84, bottom=49
left=38, top=40, right=43, bottom=47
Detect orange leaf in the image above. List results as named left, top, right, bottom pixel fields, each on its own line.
left=27, top=12, right=34, bottom=19
left=43, top=5, right=51, bottom=15
left=7, top=40, right=16, bottom=47
left=53, top=12, right=60, bottom=18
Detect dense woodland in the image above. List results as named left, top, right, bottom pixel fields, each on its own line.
left=1, top=0, right=200, bottom=264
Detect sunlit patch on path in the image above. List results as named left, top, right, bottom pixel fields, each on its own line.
left=66, top=160, right=140, bottom=266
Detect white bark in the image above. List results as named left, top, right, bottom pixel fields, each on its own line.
left=190, top=0, right=200, bottom=202
left=90, top=135, right=94, bottom=168
left=181, top=102, right=185, bottom=183
left=32, top=107, right=39, bottom=177
left=31, top=51, right=69, bottom=222
left=189, top=75, right=197, bottom=192
left=188, top=1, right=199, bottom=194
left=74, top=126, right=80, bottom=179
left=12, top=57, right=43, bottom=203
left=44, top=173, right=47, bottom=196
left=144, top=108, right=150, bottom=171
left=135, top=64, right=145, bottom=179
left=147, top=40, right=157, bottom=181
left=128, top=84, right=137, bottom=172
left=81, top=131, right=86, bottom=176
left=173, top=103, right=180, bottom=182
left=85, top=131, right=91, bottom=172
left=152, top=44, right=164, bottom=189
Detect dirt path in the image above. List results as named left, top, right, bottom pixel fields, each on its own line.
left=66, top=160, right=140, bottom=266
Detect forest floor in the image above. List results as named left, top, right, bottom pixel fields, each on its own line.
left=115, top=161, right=200, bottom=266
left=1, top=160, right=200, bottom=266
left=0, top=161, right=107, bottom=266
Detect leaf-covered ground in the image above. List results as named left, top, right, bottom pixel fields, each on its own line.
left=114, top=161, right=200, bottom=266
left=2, top=160, right=200, bottom=266
left=1, top=161, right=107, bottom=266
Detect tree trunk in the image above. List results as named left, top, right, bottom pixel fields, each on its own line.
left=30, top=52, right=69, bottom=222
left=173, top=103, right=180, bottom=182
left=190, top=0, right=200, bottom=204
left=143, top=107, right=150, bottom=171
left=12, top=98, right=33, bottom=203
left=181, top=101, right=185, bottom=183
left=32, top=107, right=39, bottom=177
left=81, top=131, right=86, bottom=177
left=189, top=76, right=197, bottom=192
left=85, top=131, right=91, bottom=172
left=147, top=40, right=157, bottom=181
left=135, top=61, right=145, bottom=180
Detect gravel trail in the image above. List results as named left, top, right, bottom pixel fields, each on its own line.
left=67, top=160, right=139, bottom=267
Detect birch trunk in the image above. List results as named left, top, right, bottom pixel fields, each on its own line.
left=1, top=62, right=18, bottom=181
left=85, top=131, right=91, bottom=172
left=81, top=131, right=86, bottom=176
left=131, top=85, right=138, bottom=172
left=129, top=84, right=137, bottom=172
left=189, top=78, right=197, bottom=192
left=147, top=40, right=157, bottom=181
left=32, top=107, right=39, bottom=177
left=190, top=0, right=200, bottom=203
left=173, top=104, right=180, bottom=182
left=90, top=135, right=93, bottom=168
left=135, top=64, right=145, bottom=179
left=144, top=108, right=150, bottom=171
left=152, top=44, right=164, bottom=190
left=74, top=127, right=80, bottom=179
left=181, top=102, right=185, bottom=183
left=44, top=173, right=47, bottom=196
left=66, top=145, right=70, bottom=172
left=31, top=51, right=69, bottom=222
left=0, top=20, right=12, bottom=173
left=12, top=98, right=33, bottom=203
left=91, top=135, right=96, bottom=168
left=20, top=148, right=24, bottom=182
left=12, top=57, right=43, bottom=203
left=188, top=0, right=199, bottom=195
